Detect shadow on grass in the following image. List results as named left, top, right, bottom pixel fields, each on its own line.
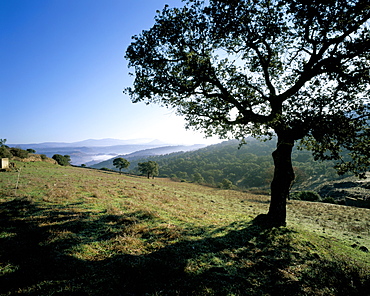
left=0, top=198, right=369, bottom=295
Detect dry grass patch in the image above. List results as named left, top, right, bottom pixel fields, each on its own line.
left=0, top=162, right=369, bottom=295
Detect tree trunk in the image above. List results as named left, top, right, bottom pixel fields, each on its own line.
left=267, top=136, right=295, bottom=227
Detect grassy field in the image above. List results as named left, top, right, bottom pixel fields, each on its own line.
left=0, top=161, right=369, bottom=295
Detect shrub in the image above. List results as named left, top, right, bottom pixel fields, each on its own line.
left=290, top=191, right=321, bottom=202
left=170, top=174, right=180, bottom=182
left=9, top=148, right=29, bottom=159
left=52, top=154, right=70, bottom=166
left=192, top=172, right=205, bottom=183
left=0, top=146, right=12, bottom=159
left=220, top=179, right=233, bottom=189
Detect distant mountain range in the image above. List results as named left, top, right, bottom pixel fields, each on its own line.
left=9, top=138, right=166, bottom=149
left=8, top=138, right=207, bottom=166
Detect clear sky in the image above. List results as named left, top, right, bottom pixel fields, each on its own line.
left=0, top=0, right=221, bottom=145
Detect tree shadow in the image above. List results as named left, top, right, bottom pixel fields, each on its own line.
left=109, top=220, right=300, bottom=296
left=0, top=198, right=368, bottom=295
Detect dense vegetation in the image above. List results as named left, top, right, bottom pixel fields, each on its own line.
left=52, top=154, right=71, bottom=166
left=0, top=161, right=369, bottom=295
left=96, top=139, right=342, bottom=190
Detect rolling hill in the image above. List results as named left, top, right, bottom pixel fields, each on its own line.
left=92, top=138, right=370, bottom=207
left=0, top=161, right=369, bottom=295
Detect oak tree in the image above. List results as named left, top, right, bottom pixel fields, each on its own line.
left=113, top=157, right=130, bottom=174
left=138, top=161, right=159, bottom=179
left=125, top=0, right=370, bottom=226
left=52, top=154, right=70, bottom=166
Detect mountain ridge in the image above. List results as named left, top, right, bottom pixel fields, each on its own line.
left=89, top=144, right=207, bottom=167
left=8, top=138, right=167, bottom=148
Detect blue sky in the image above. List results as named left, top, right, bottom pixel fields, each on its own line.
left=0, top=0, right=221, bottom=145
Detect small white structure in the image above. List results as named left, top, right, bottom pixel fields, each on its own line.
left=1, top=158, right=9, bottom=169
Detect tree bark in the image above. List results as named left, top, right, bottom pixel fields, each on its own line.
left=266, top=136, right=295, bottom=227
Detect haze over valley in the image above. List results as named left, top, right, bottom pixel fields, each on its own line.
left=8, top=138, right=208, bottom=166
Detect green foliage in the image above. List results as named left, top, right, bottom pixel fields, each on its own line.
left=192, top=172, right=205, bottom=183
left=138, top=160, right=159, bottom=179
left=52, top=154, right=70, bottom=166
left=0, top=146, right=12, bottom=159
left=125, top=0, right=370, bottom=175
left=125, top=0, right=369, bottom=226
left=9, top=148, right=29, bottom=159
left=0, top=139, right=7, bottom=147
left=219, top=178, right=233, bottom=189
left=290, top=191, right=322, bottom=202
left=40, top=154, right=48, bottom=160
left=26, top=149, right=36, bottom=153
left=125, top=139, right=341, bottom=190
left=124, top=139, right=272, bottom=187
left=112, top=157, right=130, bottom=174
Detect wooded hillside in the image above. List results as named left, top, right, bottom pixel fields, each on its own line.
left=94, top=138, right=342, bottom=190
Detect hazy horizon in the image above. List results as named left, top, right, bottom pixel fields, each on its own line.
left=6, top=137, right=222, bottom=146
left=1, top=0, right=221, bottom=146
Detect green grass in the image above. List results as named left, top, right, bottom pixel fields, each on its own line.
left=0, top=161, right=369, bottom=295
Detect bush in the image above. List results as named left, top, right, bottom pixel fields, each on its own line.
left=220, top=179, right=233, bottom=189
left=170, top=174, right=180, bottom=181
left=192, top=172, right=205, bottom=183
left=290, top=191, right=321, bottom=202
left=40, top=154, right=48, bottom=160
left=9, top=148, right=29, bottom=159
left=52, top=154, right=70, bottom=166
left=0, top=146, right=12, bottom=159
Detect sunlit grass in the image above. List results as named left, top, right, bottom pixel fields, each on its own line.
left=0, top=161, right=369, bottom=295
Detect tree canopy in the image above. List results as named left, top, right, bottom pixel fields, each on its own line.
left=125, top=0, right=370, bottom=226
left=138, top=161, right=159, bottom=179
left=52, top=154, right=70, bottom=166
left=113, top=157, right=130, bottom=174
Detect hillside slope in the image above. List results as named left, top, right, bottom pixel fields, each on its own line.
left=0, top=162, right=369, bottom=295
left=93, top=138, right=364, bottom=196
left=90, top=144, right=206, bottom=168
